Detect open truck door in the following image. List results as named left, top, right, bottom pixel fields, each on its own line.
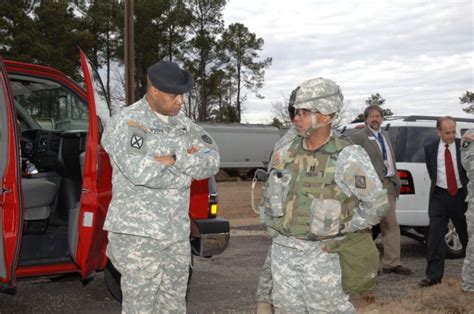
left=73, top=50, right=112, bottom=278
left=0, top=56, right=23, bottom=290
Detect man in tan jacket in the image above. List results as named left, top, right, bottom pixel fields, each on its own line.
left=351, top=105, right=411, bottom=275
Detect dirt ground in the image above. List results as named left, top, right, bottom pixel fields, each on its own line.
left=216, top=180, right=262, bottom=225
left=217, top=180, right=474, bottom=313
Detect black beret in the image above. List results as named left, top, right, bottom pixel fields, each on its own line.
left=147, top=60, right=193, bottom=94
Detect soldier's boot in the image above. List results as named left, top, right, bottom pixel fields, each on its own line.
left=256, top=301, right=273, bottom=314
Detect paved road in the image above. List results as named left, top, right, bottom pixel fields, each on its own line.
left=0, top=224, right=464, bottom=313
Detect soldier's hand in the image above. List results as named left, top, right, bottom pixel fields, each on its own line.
left=154, top=154, right=176, bottom=165
left=187, top=145, right=199, bottom=154
left=464, top=132, right=474, bottom=141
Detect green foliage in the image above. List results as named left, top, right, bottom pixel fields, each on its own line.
left=0, top=1, right=91, bottom=79
left=355, top=93, right=393, bottom=120
left=365, top=93, right=385, bottom=106
left=212, top=105, right=239, bottom=123
left=0, top=0, right=273, bottom=122
left=0, top=1, right=41, bottom=63
left=271, top=117, right=283, bottom=128
left=83, top=0, right=123, bottom=97
left=185, top=0, right=226, bottom=122
left=459, top=90, right=473, bottom=114
left=132, top=0, right=193, bottom=98
left=220, top=23, right=272, bottom=121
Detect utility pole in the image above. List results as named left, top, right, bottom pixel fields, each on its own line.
left=124, top=0, right=135, bottom=105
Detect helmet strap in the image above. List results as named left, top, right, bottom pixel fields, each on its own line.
left=301, top=112, right=338, bottom=138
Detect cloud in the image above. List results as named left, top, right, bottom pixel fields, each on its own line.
left=224, top=0, right=473, bottom=123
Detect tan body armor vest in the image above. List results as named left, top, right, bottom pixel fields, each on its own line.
left=266, top=135, right=359, bottom=240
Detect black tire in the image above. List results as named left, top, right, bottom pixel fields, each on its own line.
left=104, top=260, right=122, bottom=303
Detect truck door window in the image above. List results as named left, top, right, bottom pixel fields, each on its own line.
left=10, top=77, right=88, bottom=131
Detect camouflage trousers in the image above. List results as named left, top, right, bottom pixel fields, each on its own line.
left=271, top=235, right=355, bottom=313
left=107, top=232, right=190, bottom=314
left=256, top=249, right=272, bottom=303
left=462, top=206, right=474, bottom=292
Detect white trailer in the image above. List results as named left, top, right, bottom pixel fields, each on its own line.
left=199, top=123, right=286, bottom=175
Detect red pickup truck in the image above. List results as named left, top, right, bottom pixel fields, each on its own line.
left=0, top=50, right=229, bottom=299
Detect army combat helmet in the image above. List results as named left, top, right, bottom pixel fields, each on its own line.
left=289, top=77, right=343, bottom=135
left=290, top=77, right=343, bottom=114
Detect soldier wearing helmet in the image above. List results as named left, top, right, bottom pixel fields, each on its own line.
left=257, top=77, right=389, bottom=313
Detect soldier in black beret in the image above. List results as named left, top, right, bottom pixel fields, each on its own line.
left=102, top=60, right=219, bottom=313
left=145, top=60, right=194, bottom=117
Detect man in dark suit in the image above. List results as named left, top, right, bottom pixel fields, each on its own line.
left=351, top=105, right=412, bottom=275
left=419, top=116, right=469, bottom=287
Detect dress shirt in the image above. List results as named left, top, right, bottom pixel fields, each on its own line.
left=369, top=128, right=395, bottom=177
left=436, top=140, right=462, bottom=189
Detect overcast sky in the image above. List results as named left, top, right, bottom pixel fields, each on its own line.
left=223, top=0, right=473, bottom=123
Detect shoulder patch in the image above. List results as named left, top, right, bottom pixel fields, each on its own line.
left=130, top=134, right=144, bottom=149
left=355, top=175, right=366, bottom=189
left=127, top=125, right=148, bottom=155
left=189, top=123, right=218, bottom=151
left=462, top=141, right=471, bottom=149
left=201, top=134, right=213, bottom=144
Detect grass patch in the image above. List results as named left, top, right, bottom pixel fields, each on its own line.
left=353, top=278, right=474, bottom=313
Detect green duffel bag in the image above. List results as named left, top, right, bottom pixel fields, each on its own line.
left=325, top=231, right=379, bottom=294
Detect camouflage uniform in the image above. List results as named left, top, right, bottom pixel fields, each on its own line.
left=260, top=78, right=389, bottom=313
left=461, top=129, right=474, bottom=292
left=256, top=127, right=297, bottom=307
left=102, top=96, right=219, bottom=313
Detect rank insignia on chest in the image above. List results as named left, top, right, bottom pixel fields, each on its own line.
left=306, top=170, right=324, bottom=178
left=355, top=175, right=366, bottom=189
left=130, top=134, right=144, bottom=149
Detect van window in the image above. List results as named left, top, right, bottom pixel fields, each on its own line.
left=10, top=78, right=88, bottom=131
left=404, top=127, right=438, bottom=162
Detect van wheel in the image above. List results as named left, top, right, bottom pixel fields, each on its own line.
left=444, top=220, right=464, bottom=259
left=104, top=260, right=122, bottom=303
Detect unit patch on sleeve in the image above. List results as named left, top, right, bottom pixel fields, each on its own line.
left=201, top=134, right=213, bottom=144
left=130, top=134, right=144, bottom=149
left=355, top=175, right=366, bottom=189
left=127, top=124, right=148, bottom=155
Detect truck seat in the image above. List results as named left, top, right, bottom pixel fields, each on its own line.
left=22, top=178, right=56, bottom=221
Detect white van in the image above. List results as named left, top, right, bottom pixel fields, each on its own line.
left=339, top=115, right=474, bottom=258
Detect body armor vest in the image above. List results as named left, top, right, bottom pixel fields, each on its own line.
left=266, top=135, right=359, bottom=240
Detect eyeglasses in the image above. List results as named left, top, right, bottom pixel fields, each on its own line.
left=295, top=109, right=318, bottom=118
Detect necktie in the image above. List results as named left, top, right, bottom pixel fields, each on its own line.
left=444, top=144, right=458, bottom=196
left=377, top=133, right=387, bottom=161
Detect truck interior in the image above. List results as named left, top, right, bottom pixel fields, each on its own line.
left=11, top=74, right=89, bottom=268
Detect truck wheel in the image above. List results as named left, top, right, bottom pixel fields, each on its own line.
left=104, top=260, right=122, bottom=303
left=444, top=220, right=464, bottom=259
